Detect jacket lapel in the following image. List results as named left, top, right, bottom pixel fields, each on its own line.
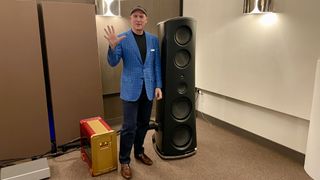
left=145, top=32, right=151, bottom=64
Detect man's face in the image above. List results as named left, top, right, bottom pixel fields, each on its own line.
left=130, top=10, right=148, bottom=32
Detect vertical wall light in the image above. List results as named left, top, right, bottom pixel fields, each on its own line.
left=95, top=0, right=120, bottom=16
left=243, top=0, right=273, bottom=14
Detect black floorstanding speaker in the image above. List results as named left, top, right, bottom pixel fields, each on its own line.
left=152, top=17, right=197, bottom=159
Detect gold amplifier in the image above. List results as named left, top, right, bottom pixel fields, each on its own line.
left=80, top=116, right=117, bottom=176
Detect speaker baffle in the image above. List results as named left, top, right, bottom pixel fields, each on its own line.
left=177, top=82, right=187, bottom=94
left=174, top=50, right=191, bottom=69
left=175, top=26, right=192, bottom=46
left=172, top=125, right=192, bottom=149
left=153, top=17, right=197, bottom=159
left=171, top=97, right=192, bottom=121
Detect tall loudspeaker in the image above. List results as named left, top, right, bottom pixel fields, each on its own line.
left=153, top=17, right=197, bottom=159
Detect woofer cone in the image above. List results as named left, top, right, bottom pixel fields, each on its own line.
left=171, top=97, right=192, bottom=121
left=174, top=50, right=190, bottom=69
left=171, top=125, right=192, bottom=149
left=175, top=26, right=192, bottom=45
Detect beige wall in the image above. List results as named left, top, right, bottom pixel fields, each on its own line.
left=98, top=0, right=181, bottom=96
left=98, top=0, right=181, bottom=120
left=96, top=16, right=128, bottom=95
left=184, top=0, right=320, bottom=153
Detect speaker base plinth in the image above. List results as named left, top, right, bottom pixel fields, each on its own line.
left=152, top=134, right=196, bottom=160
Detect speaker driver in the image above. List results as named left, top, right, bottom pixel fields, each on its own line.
left=174, top=50, right=190, bottom=69
left=175, top=26, right=192, bottom=45
left=172, top=125, right=192, bottom=148
left=171, top=97, right=192, bottom=120
left=177, top=82, right=187, bottom=94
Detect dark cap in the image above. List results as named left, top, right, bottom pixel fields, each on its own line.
left=130, top=5, right=147, bottom=16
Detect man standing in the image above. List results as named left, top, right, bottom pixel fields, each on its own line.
left=104, top=5, right=162, bottom=179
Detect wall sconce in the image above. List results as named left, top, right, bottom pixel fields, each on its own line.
left=95, top=0, right=120, bottom=16
left=243, top=0, right=273, bottom=14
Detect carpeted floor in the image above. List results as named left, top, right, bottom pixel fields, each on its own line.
left=47, top=118, right=312, bottom=180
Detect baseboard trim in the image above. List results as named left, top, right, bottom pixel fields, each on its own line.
left=196, top=111, right=305, bottom=164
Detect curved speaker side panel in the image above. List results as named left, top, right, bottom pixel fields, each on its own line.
left=154, top=17, right=197, bottom=158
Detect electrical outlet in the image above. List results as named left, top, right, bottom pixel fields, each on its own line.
left=197, top=89, right=203, bottom=95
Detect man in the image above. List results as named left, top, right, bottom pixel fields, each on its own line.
left=104, top=5, right=162, bottom=179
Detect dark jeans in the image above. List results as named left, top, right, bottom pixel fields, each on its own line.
left=119, top=88, right=153, bottom=164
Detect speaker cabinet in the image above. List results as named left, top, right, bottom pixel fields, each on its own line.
left=153, top=17, right=197, bottom=159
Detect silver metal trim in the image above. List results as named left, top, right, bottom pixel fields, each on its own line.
left=152, top=134, right=197, bottom=160
left=243, top=0, right=273, bottom=14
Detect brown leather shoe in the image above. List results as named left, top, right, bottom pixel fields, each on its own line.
left=121, top=164, right=132, bottom=179
left=135, top=153, right=153, bottom=165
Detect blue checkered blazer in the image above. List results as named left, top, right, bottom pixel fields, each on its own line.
left=107, top=29, right=162, bottom=101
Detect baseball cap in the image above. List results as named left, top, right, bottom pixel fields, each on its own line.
left=130, top=5, right=147, bottom=16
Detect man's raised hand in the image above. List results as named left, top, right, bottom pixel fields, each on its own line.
left=104, top=25, right=126, bottom=49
